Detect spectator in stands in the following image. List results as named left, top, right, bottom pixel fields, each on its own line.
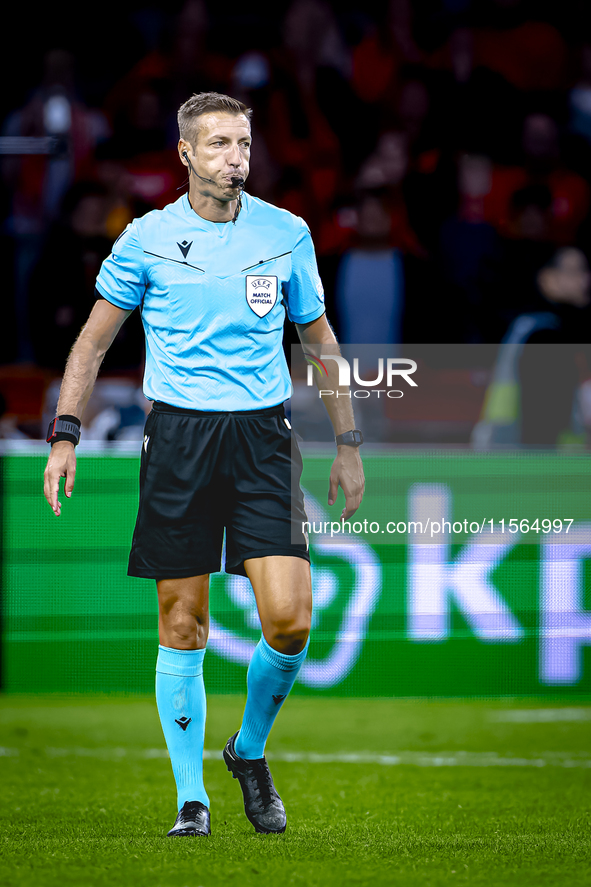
left=438, top=153, right=501, bottom=342
left=355, top=130, right=423, bottom=256
left=428, top=26, right=522, bottom=163
left=520, top=247, right=591, bottom=445
left=97, top=83, right=180, bottom=211
left=1, top=49, right=110, bottom=360
left=266, top=0, right=352, bottom=229
left=335, top=189, right=404, bottom=345
left=473, top=247, right=591, bottom=447
left=489, top=113, right=590, bottom=246
left=27, top=182, right=143, bottom=373
left=349, top=0, right=422, bottom=113
left=1, top=50, right=110, bottom=226
left=474, top=0, right=568, bottom=94
left=103, top=0, right=230, bottom=138
left=482, top=183, right=555, bottom=340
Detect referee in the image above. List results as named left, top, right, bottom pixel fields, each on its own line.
left=43, top=92, right=365, bottom=837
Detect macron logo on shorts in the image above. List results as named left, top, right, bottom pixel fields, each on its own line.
left=144, top=435, right=150, bottom=453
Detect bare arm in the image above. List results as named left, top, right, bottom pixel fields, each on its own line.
left=43, top=299, right=132, bottom=515
left=296, top=313, right=365, bottom=519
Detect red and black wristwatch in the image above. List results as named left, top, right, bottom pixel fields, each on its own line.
left=46, top=415, right=81, bottom=446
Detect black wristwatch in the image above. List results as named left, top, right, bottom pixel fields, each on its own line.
left=46, top=415, right=81, bottom=446
left=335, top=429, right=364, bottom=447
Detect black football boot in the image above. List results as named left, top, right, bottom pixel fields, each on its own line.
left=167, top=800, right=211, bottom=837
left=223, top=732, right=286, bottom=834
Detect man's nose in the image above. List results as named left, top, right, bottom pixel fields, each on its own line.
left=226, top=144, right=241, bottom=167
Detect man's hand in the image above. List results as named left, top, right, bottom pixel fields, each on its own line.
left=44, top=441, right=77, bottom=516
left=328, top=446, right=365, bottom=520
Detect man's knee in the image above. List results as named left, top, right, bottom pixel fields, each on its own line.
left=161, top=603, right=208, bottom=648
left=157, top=577, right=209, bottom=649
left=265, top=616, right=311, bottom=655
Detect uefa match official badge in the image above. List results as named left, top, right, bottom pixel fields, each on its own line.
left=246, top=275, right=278, bottom=317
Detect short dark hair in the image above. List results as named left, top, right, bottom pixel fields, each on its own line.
left=177, top=92, right=252, bottom=146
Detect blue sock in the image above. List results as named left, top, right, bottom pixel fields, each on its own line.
left=155, top=645, right=209, bottom=811
left=235, top=635, right=310, bottom=760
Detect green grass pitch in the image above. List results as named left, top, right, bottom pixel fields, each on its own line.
left=1, top=694, right=590, bottom=887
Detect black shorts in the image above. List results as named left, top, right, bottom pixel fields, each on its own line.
left=127, top=401, right=310, bottom=579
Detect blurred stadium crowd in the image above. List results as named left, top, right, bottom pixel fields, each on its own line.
left=2, top=0, right=591, bottom=442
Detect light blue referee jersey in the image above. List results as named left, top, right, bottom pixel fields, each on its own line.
left=95, top=192, right=325, bottom=410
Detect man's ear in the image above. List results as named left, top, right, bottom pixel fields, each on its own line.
left=178, top=140, right=191, bottom=166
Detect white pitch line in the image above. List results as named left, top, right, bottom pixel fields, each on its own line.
left=491, top=708, right=591, bottom=723
left=258, top=750, right=591, bottom=768
left=0, top=747, right=590, bottom=768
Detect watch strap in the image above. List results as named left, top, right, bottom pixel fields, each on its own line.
left=46, top=415, right=81, bottom=446
left=335, top=429, right=364, bottom=447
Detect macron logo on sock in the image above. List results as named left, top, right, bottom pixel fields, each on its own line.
left=272, top=695, right=286, bottom=705
left=175, top=716, right=192, bottom=731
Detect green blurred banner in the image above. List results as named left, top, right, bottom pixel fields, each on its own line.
left=2, top=448, right=591, bottom=697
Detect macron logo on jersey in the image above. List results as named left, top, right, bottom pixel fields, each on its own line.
left=246, top=275, right=278, bottom=317
left=177, top=240, right=192, bottom=259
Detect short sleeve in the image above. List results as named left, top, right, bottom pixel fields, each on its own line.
left=95, top=221, right=146, bottom=310
left=284, top=221, right=326, bottom=324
